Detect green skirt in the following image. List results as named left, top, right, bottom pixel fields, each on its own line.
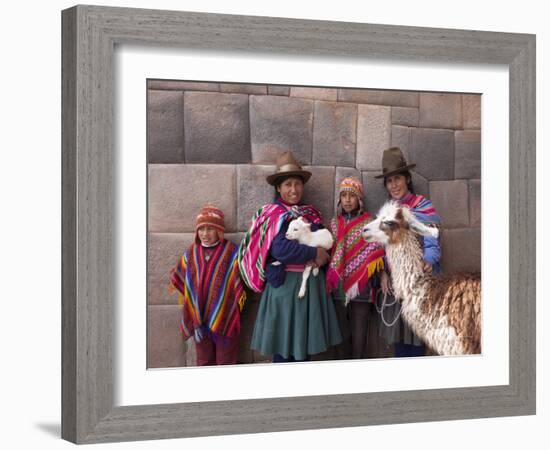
left=250, top=271, right=343, bottom=361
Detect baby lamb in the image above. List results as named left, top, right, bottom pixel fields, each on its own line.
left=284, top=217, right=334, bottom=298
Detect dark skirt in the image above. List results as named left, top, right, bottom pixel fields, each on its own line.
left=250, top=271, right=343, bottom=361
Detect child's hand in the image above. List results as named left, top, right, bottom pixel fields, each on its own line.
left=380, top=271, right=391, bottom=295
left=194, top=328, right=203, bottom=343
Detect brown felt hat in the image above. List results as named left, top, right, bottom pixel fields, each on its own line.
left=375, top=146, right=416, bottom=179
left=266, top=151, right=312, bottom=185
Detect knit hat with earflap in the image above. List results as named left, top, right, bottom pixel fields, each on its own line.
left=195, top=204, right=225, bottom=243
left=337, top=177, right=365, bottom=214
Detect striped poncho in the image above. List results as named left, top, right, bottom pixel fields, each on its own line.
left=170, top=240, right=246, bottom=340
left=238, top=202, right=322, bottom=293
left=399, top=192, right=441, bottom=225
left=326, top=212, right=385, bottom=304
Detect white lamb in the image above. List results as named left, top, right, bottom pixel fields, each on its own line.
left=284, top=217, right=334, bottom=298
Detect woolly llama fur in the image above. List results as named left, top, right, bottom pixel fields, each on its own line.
left=362, top=201, right=481, bottom=355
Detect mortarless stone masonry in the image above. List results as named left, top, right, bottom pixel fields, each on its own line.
left=146, top=80, right=482, bottom=367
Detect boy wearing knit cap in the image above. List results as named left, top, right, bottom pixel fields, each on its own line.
left=170, top=205, right=246, bottom=366
left=326, top=177, right=389, bottom=359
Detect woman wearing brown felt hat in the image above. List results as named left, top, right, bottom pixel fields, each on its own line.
left=238, top=150, right=342, bottom=363
left=375, top=147, right=443, bottom=358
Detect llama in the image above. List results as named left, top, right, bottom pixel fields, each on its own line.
left=362, top=201, right=481, bottom=355
left=281, top=217, right=333, bottom=298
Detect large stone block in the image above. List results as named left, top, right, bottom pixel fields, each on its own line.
left=411, top=171, right=430, bottom=199
left=419, top=93, right=463, bottom=129
left=362, top=171, right=389, bottom=214
left=147, top=305, right=187, bottom=368
left=147, top=90, right=184, bottom=163
left=250, top=95, right=314, bottom=164
left=462, top=94, right=482, bottom=129
left=440, top=228, right=481, bottom=273
left=410, top=128, right=455, bottom=180
left=184, top=92, right=251, bottom=163
left=334, top=167, right=362, bottom=212
left=312, top=101, right=357, bottom=167
left=290, top=87, right=338, bottom=101
left=429, top=180, right=469, bottom=228
left=391, top=125, right=412, bottom=162
left=148, top=164, right=237, bottom=233
left=338, top=89, right=419, bottom=107
left=239, top=291, right=262, bottom=364
left=237, top=165, right=276, bottom=231
left=455, top=130, right=481, bottom=179
left=469, top=180, right=481, bottom=227
left=185, top=338, right=197, bottom=366
left=268, top=85, right=290, bottom=96
left=356, top=105, right=392, bottom=170
left=225, top=232, right=245, bottom=247
left=302, top=166, right=336, bottom=226
left=391, top=107, right=419, bottom=127
left=148, top=233, right=194, bottom=306
left=147, top=80, right=220, bottom=91
left=220, top=83, right=268, bottom=95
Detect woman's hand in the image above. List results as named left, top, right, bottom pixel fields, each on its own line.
left=380, top=271, right=391, bottom=295
left=422, top=261, right=433, bottom=273
left=315, top=247, right=330, bottom=267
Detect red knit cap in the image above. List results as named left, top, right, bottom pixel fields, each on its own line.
left=195, top=205, right=225, bottom=243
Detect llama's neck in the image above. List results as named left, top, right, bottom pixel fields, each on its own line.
left=386, top=232, right=427, bottom=305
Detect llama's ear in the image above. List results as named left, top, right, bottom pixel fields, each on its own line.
left=409, top=217, right=439, bottom=238
left=394, top=208, right=409, bottom=229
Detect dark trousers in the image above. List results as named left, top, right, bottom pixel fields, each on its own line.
left=349, top=301, right=370, bottom=359
left=195, top=335, right=240, bottom=366
left=333, top=300, right=371, bottom=359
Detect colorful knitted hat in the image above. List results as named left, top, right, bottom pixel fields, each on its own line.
left=195, top=204, right=225, bottom=243
left=337, top=177, right=365, bottom=214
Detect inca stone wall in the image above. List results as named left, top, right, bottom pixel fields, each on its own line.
left=147, top=80, right=481, bottom=368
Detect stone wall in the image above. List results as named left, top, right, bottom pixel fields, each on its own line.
left=147, top=80, right=481, bottom=368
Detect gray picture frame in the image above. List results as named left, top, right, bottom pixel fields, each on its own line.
left=61, top=5, right=536, bottom=444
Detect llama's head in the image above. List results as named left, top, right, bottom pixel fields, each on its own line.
left=286, top=217, right=310, bottom=240
left=362, top=201, right=439, bottom=246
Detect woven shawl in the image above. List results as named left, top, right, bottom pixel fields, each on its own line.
left=238, top=202, right=322, bottom=292
left=399, top=192, right=441, bottom=225
left=326, top=212, right=385, bottom=303
left=170, top=240, right=246, bottom=340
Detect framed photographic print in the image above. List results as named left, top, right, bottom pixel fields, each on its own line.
left=62, top=4, right=535, bottom=444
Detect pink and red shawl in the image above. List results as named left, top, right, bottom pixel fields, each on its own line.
left=170, top=240, right=246, bottom=340
left=326, top=213, right=385, bottom=303
left=238, top=202, right=322, bottom=292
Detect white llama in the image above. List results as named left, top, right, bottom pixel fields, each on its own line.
left=362, top=201, right=481, bottom=355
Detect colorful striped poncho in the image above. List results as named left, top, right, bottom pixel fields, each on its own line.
left=170, top=240, right=246, bottom=340
left=238, top=202, right=322, bottom=293
left=399, top=192, right=441, bottom=225
left=326, top=212, right=385, bottom=304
